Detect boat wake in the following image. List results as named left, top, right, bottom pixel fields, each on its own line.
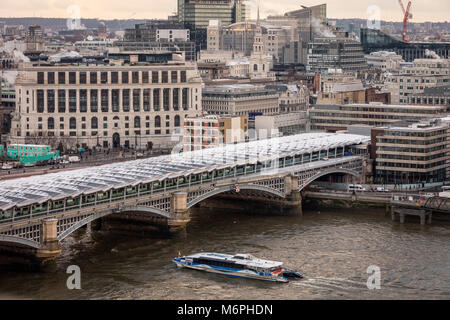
left=291, top=276, right=367, bottom=291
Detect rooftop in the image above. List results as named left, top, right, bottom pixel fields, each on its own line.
left=0, top=133, right=369, bottom=210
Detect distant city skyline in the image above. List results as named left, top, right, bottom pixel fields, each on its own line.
left=0, top=0, right=449, bottom=23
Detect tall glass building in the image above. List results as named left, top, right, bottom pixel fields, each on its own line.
left=177, top=0, right=247, bottom=49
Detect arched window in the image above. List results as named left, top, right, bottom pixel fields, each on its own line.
left=69, top=117, right=76, bottom=129
left=134, top=116, right=141, bottom=128
left=155, top=115, right=161, bottom=128
left=91, top=117, right=98, bottom=129
left=253, top=64, right=258, bottom=72
left=174, top=115, right=180, bottom=127
left=47, top=117, right=54, bottom=130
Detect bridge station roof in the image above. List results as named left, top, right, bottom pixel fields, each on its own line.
left=0, top=133, right=369, bottom=210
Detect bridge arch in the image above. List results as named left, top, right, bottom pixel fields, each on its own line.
left=186, top=183, right=285, bottom=209
left=57, top=205, right=171, bottom=241
left=298, top=168, right=361, bottom=192
left=0, top=235, right=41, bottom=249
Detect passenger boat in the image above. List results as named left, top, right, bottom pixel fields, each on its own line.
left=173, top=252, right=303, bottom=283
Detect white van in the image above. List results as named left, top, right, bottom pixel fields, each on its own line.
left=68, top=156, right=80, bottom=163
left=348, top=184, right=366, bottom=192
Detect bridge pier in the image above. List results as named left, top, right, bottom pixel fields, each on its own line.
left=168, top=192, right=190, bottom=237
left=35, top=219, right=62, bottom=265
left=284, top=176, right=302, bottom=216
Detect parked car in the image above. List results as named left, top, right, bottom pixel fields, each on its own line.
left=372, top=186, right=390, bottom=192
left=24, top=162, right=36, bottom=167
left=68, top=156, right=80, bottom=163
left=2, top=163, right=13, bottom=170
left=348, top=184, right=366, bottom=192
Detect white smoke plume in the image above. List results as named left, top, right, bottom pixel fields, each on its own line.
left=425, top=49, right=440, bottom=59
left=311, top=17, right=336, bottom=38
left=1, top=70, right=18, bottom=86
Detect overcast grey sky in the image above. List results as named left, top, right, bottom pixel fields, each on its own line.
left=1, top=0, right=449, bottom=22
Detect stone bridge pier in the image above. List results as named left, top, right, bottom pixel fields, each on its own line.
left=36, top=219, right=62, bottom=263
left=167, top=192, right=190, bottom=237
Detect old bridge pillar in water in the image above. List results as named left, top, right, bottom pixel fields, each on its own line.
left=36, top=219, right=62, bottom=264
left=168, top=192, right=190, bottom=237
left=283, top=175, right=303, bottom=216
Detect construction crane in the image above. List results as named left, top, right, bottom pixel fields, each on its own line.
left=398, top=0, right=413, bottom=42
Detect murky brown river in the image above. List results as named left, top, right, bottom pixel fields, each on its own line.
left=0, top=206, right=449, bottom=299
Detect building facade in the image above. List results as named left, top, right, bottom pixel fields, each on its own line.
left=365, top=51, right=405, bottom=72
left=202, top=84, right=280, bottom=116
left=9, top=60, right=203, bottom=150
left=183, top=115, right=220, bottom=151
left=307, top=37, right=368, bottom=73
left=255, top=112, right=309, bottom=137
left=309, top=103, right=447, bottom=132
left=385, top=58, right=450, bottom=104
left=373, top=120, right=449, bottom=184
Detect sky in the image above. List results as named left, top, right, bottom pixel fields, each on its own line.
left=1, top=0, right=449, bottom=22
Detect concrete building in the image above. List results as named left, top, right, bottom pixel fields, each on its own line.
left=255, top=112, right=309, bottom=137
left=365, top=51, right=405, bottom=72
left=372, top=119, right=449, bottom=184
left=206, top=19, right=301, bottom=64
left=183, top=115, right=220, bottom=151
left=202, top=84, right=280, bottom=117
left=9, top=57, right=203, bottom=150
left=0, top=83, right=15, bottom=136
left=408, top=85, right=450, bottom=110
left=183, top=114, right=248, bottom=151
left=316, top=81, right=366, bottom=104
left=265, top=84, right=309, bottom=112
left=74, top=37, right=115, bottom=51
left=307, top=37, right=368, bottom=73
left=385, top=58, right=450, bottom=104
left=114, top=20, right=196, bottom=61
left=309, top=102, right=447, bottom=132
left=24, top=25, right=45, bottom=53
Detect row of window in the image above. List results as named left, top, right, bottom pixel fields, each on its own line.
left=35, top=115, right=182, bottom=130
left=36, top=88, right=190, bottom=113
left=37, top=70, right=187, bottom=85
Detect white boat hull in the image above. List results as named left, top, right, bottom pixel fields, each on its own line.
left=175, top=260, right=288, bottom=283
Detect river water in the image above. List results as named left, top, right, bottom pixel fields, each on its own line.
left=0, top=207, right=449, bottom=300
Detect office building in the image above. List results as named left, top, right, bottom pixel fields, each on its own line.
left=373, top=119, right=449, bottom=184
left=114, top=20, right=196, bottom=61
left=385, top=58, right=450, bottom=104
left=285, top=3, right=327, bottom=65
left=178, top=0, right=247, bottom=49
left=309, top=102, right=447, bottom=132
left=365, top=51, right=405, bottom=71
left=202, top=84, right=279, bottom=116
left=307, top=37, right=368, bottom=73
left=9, top=57, right=203, bottom=150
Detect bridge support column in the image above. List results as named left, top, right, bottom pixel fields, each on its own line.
left=36, top=219, right=61, bottom=264
left=168, top=192, right=190, bottom=237
left=284, top=176, right=302, bottom=216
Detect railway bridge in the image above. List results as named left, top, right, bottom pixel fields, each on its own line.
left=0, top=133, right=369, bottom=263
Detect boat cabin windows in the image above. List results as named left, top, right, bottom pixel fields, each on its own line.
left=193, top=258, right=244, bottom=269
